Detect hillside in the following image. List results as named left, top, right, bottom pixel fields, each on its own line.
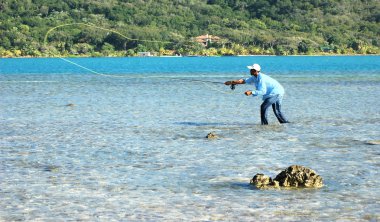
left=0, top=0, right=379, bottom=57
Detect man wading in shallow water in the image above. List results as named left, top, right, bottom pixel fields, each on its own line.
left=224, top=63, right=290, bottom=125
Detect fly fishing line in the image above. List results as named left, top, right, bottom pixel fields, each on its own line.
left=44, top=23, right=244, bottom=94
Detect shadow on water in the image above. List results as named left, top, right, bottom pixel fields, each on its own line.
left=211, top=181, right=253, bottom=190
left=174, top=121, right=258, bottom=127
left=213, top=181, right=329, bottom=193
left=208, top=177, right=253, bottom=190
left=176, top=121, right=231, bottom=127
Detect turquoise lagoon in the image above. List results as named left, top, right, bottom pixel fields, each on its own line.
left=1, top=56, right=379, bottom=221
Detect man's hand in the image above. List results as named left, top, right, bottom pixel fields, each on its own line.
left=225, top=79, right=245, bottom=85
left=244, top=90, right=253, bottom=96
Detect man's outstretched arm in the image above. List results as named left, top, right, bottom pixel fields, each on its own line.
left=224, top=79, right=245, bottom=85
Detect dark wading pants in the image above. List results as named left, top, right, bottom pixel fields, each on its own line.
left=260, top=95, right=289, bottom=125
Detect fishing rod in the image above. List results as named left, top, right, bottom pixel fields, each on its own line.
left=163, top=76, right=236, bottom=90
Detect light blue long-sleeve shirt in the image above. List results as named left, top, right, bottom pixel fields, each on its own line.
left=244, top=73, right=285, bottom=100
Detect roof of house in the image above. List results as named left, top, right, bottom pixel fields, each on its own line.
left=195, top=34, right=220, bottom=43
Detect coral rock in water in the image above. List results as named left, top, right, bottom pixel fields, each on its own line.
left=205, top=132, right=218, bottom=139
left=250, top=165, right=323, bottom=189
left=250, top=174, right=272, bottom=188
left=274, top=165, right=323, bottom=188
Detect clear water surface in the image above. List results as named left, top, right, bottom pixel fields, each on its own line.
left=1, top=56, right=379, bottom=221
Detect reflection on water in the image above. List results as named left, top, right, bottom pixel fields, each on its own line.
left=1, top=57, right=380, bottom=221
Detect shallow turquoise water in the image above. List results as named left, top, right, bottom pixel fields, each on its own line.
left=1, top=56, right=380, bottom=221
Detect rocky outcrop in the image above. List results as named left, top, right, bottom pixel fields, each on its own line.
left=205, top=132, right=218, bottom=139
left=250, top=165, right=323, bottom=189
left=274, top=165, right=323, bottom=188
left=250, top=174, right=279, bottom=188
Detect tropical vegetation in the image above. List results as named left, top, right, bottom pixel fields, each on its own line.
left=0, top=0, right=379, bottom=57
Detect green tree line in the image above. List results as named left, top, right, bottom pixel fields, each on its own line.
left=0, top=0, right=379, bottom=57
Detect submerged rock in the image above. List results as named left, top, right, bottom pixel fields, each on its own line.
left=206, top=132, right=218, bottom=139
left=365, top=140, right=380, bottom=145
left=250, top=165, right=323, bottom=189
